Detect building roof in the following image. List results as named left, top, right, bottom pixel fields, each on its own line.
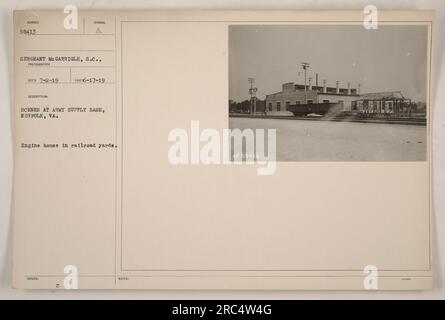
left=294, top=84, right=358, bottom=95
left=358, top=91, right=406, bottom=100
left=266, top=83, right=360, bottom=98
left=318, top=92, right=360, bottom=97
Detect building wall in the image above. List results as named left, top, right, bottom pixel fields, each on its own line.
left=316, top=93, right=360, bottom=112
left=265, top=90, right=318, bottom=114
left=265, top=81, right=363, bottom=114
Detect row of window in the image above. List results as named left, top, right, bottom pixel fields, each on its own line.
left=267, top=100, right=310, bottom=111
left=267, top=99, right=345, bottom=111
left=358, top=100, right=394, bottom=108
left=359, top=100, right=395, bottom=112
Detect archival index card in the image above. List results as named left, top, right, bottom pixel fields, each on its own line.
left=12, top=10, right=434, bottom=290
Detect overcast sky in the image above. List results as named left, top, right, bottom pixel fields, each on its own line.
left=229, top=25, right=428, bottom=103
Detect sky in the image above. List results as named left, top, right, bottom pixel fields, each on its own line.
left=229, top=25, right=428, bottom=103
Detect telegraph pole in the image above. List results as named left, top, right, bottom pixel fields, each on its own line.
left=301, top=62, right=310, bottom=104
left=248, top=78, right=257, bottom=114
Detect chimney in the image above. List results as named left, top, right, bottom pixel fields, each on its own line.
left=316, top=73, right=319, bottom=87
left=323, top=79, right=327, bottom=93
left=358, top=83, right=361, bottom=95
left=347, top=82, right=351, bottom=95
left=308, top=77, right=312, bottom=90
left=336, top=81, right=340, bottom=94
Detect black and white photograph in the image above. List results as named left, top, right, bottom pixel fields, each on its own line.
left=3, top=4, right=444, bottom=301
left=229, top=25, right=429, bottom=161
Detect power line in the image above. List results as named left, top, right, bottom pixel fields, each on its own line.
left=248, top=77, right=258, bottom=114
left=301, top=62, right=310, bottom=104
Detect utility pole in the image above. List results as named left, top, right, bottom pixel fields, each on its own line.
left=248, top=78, right=257, bottom=114
left=301, top=62, right=310, bottom=104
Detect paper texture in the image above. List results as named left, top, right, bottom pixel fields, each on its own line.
left=12, top=10, right=433, bottom=290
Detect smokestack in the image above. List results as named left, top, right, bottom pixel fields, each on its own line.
left=336, top=81, right=340, bottom=94
left=347, top=82, right=351, bottom=95
left=323, top=79, right=327, bottom=93
left=316, top=73, right=319, bottom=87
left=308, top=77, right=312, bottom=90
left=358, top=83, right=361, bottom=95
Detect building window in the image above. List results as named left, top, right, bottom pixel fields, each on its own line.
left=322, top=99, right=330, bottom=103
left=388, top=101, right=393, bottom=112
left=338, top=100, right=344, bottom=107
left=307, top=99, right=313, bottom=104
left=295, top=101, right=301, bottom=104
left=277, top=102, right=281, bottom=111
left=285, top=101, right=290, bottom=111
left=268, top=102, right=272, bottom=111
left=351, top=101, right=357, bottom=110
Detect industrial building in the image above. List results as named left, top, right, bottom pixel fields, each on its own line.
left=353, top=91, right=415, bottom=117
left=265, top=79, right=360, bottom=115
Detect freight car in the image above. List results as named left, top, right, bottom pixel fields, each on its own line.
left=287, top=102, right=343, bottom=117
